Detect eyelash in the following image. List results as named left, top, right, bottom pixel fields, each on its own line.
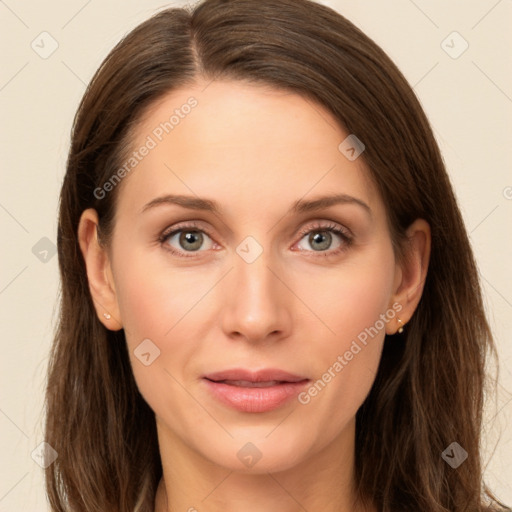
left=158, top=221, right=353, bottom=258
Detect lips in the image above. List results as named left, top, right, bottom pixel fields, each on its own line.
left=202, top=368, right=310, bottom=413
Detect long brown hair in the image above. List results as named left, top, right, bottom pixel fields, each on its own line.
left=44, top=0, right=509, bottom=510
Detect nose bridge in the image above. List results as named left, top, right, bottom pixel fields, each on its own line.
left=221, top=239, right=290, bottom=342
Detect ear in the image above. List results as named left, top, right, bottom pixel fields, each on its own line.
left=386, top=218, right=431, bottom=335
left=77, top=208, right=123, bottom=331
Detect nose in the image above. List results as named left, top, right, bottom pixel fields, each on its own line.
left=220, top=249, right=292, bottom=344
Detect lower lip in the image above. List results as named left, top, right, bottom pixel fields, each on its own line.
left=203, top=379, right=310, bottom=413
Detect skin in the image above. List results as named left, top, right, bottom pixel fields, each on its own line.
left=78, top=79, right=430, bottom=512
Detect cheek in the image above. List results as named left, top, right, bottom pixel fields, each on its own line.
left=113, top=245, right=216, bottom=341
left=295, top=244, right=396, bottom=344
left=110, top=249, right=216, bottom=403
left=294, top=245, right=395, bottom=423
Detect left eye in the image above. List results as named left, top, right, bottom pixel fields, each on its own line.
left=296, top=227, right=347, bottom=252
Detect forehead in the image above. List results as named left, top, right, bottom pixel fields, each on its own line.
left=115, top=79, right=382, bottom=221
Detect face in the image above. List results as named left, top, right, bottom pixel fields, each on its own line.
left=103, top=79, right=402, bottom=473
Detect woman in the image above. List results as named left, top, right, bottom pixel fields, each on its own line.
left=44, top=0, right=510, bottom=510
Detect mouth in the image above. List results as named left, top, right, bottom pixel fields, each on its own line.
left=203, top=367, right=308, bottom=383
left=202, top=368, right=310, bottom=413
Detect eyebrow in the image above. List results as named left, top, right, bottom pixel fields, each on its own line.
left=141, top=193, right=372, bottom=217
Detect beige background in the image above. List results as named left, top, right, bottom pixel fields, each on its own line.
left=1, top=0, right=511, bottom=510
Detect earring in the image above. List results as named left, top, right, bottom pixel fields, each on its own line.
left=397, top=318, right=404, bottom=334
left=103, top=312, right=111, bottom=320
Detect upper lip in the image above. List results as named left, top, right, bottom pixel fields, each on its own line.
left=203, top=368, right=309, bottom=383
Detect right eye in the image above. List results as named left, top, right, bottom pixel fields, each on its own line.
left=159, top=223, right=217, bottom=257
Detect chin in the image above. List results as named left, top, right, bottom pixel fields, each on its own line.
left=196, top=428, right=315, bottom=474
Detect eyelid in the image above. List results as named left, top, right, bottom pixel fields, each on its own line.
left=295, top=220, right=353, bottom=240
left=159, top=220, right=214, bottom=240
